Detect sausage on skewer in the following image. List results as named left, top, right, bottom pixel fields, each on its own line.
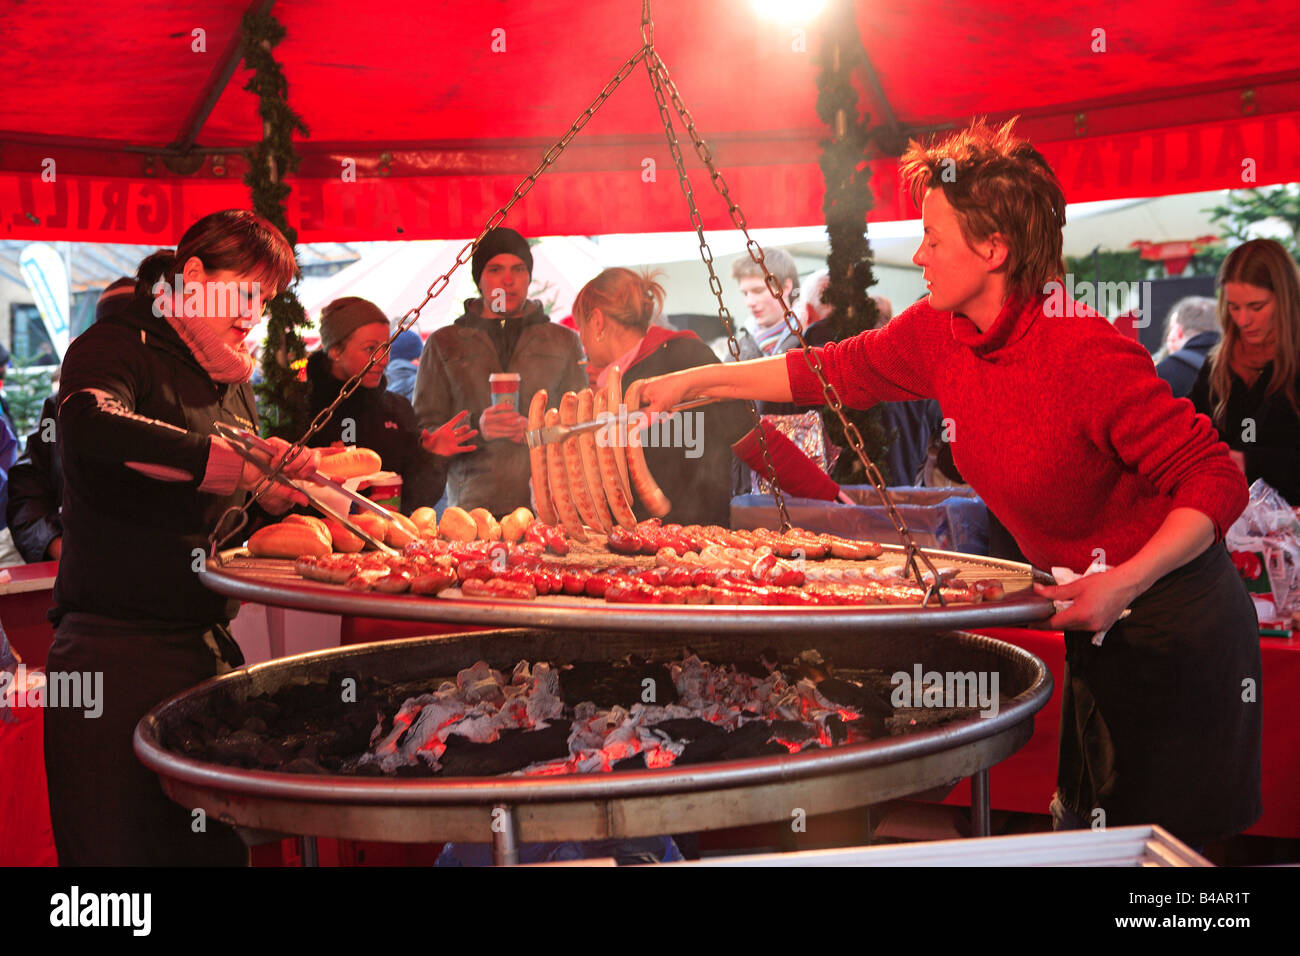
left=622, top=379, right=671, bottom=518
left=527, top=389, right=559, bottom=526
left=575, top=388, right=614, bottom=532
left=560, top=391, right=605, bottom=533
left=544, top=407, right=588, bottom=540
left=593, top=389, right=638, bottom=529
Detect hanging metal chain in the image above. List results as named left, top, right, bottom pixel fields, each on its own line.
left=641, top=38, right=791, bottom=532
left=642, top=48, right=945, bottom=604
left=209, top=45, right=650, bottom=556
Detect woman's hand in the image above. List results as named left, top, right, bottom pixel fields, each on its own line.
left=422, top=410, right=479, bottom=456
left=237, top=437, right=319, bottom=499
left=1034, top=569, right=1142, bottom=632
left=637, top=369, right=703, bottom=415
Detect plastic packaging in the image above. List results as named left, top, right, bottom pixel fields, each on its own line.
left=1226, top=479, right=1300, bottom=616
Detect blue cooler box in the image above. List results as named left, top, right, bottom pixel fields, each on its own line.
left=730, top=485, right=990, bottom=556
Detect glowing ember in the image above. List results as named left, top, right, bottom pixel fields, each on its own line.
left=360, top=653, right=866, bottom=776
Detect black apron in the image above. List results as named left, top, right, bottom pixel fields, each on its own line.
left=1056, top=543, right=1262, bottom=846
left=43, top=614, right=248, bottom=866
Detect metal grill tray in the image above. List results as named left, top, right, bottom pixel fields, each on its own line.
left=135, top=627, right=1052, bottom=844
left=200, top=544, right=1054, bottom=633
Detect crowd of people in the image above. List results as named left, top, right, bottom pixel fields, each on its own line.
left=2, top=120, right=1298, bottom=862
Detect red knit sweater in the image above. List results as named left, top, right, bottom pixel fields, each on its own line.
left=786, top=294, right=1249, bottom=573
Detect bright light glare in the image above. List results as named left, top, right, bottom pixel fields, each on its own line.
left=750, top=0, right=828, bottom=23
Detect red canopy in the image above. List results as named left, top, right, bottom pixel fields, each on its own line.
left=3, top=0, right=1298, bottom=243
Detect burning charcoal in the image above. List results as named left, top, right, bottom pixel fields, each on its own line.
left=558, top=661, right=677, bottom=710
left=456, top=661, right=500, bottom=693
left=651, top=717, right=725, bottom=742
left=768, top=720, right=816, bottom=743
left=438, top=725, right=572, bottom=777
left=733, top=659, right=770, bottom=679
left=816, top=677, right=893, bottom=719
left=612, top=753, right=648, bottom=773
left=466, top=677, right=505, bottom=706
left=825, top=714, right=848, bottom=745
left=676, top=721, right=787, bottom=766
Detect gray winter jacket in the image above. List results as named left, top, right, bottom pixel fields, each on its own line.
left=412, top=299, right=585, bottom=513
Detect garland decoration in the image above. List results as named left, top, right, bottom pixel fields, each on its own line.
left=813, top=0, right=892, bottom=483
left=241, top=10, right=312, bottom=438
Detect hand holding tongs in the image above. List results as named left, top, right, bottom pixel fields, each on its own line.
left=212, top=422, right=398, bottom=555
left=524, top=397, right=719, bottom=448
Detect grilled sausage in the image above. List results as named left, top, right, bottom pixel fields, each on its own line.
left=527, top=389, right=559, bottom=526
left=575, top=388, right=614, bottom=532
left=544, top=408, right=587, bottom=541
left=622, top=380, right=671, bottom=518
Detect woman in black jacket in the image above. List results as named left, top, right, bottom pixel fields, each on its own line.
left=573, top=268, right=750, bottom=527
left=45, top=210, right=319, bottom=865
left=307, top=297, right=476, bottom=510
left=1190, top=239, right=1300, bottom=505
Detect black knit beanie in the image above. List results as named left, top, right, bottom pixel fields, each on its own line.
left=471, top=227, right=533, bottom=288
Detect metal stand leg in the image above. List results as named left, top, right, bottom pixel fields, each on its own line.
left=971, top=770, right=991, bottom=837
left=301, top=835, right=319, bottom=867
left=491, top=804, right=519, bottom=866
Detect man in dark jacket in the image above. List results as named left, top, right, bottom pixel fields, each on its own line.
left=412, top=228, right=585, bottom=513
left=1155, top=296, right=1221, bottom=399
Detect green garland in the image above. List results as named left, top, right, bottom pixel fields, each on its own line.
left=240, top=11, right=312, bottom=438
left=814, top=0, right=892, bottom=484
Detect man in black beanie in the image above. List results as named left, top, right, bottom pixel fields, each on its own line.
left=412, top=227, right=584, bottom=513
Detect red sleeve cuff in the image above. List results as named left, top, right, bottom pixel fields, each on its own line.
left=199, top=437, right=244, bottom=496
left=1172, top=470, right=1250, bottom=542
left=785, top=347, right=830, bottom=405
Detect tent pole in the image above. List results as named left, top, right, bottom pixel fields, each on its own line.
left=170, top=0, right=278, bottom=154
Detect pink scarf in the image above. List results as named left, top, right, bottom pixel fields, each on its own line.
left=164, top=313, right=256, bottom=384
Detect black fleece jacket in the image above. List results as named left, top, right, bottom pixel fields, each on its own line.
left=53, top=296, right=265, bottom=627
left=305, top=350, right=445, bottom=510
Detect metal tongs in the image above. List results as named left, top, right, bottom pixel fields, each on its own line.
left=212, top=422, right=398, bottom=555
left=525, top=397, right=718, bottom=448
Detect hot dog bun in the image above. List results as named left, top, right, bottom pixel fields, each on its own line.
left=438, top=506, right=478, bottom=542
left=282, top=514, right=332, bottom=549
left=248, top=522, right=332, bottom=558
left=469, top=507, right=502, bottom=541
left=317, top=447, right=382, bottom=480
left=322, top=518, right=364, bottom=553
left=500, top=506, right=533, bottom=543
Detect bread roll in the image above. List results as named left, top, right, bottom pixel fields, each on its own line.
left=410, top=506, right=438, bottom=532
left=323, top=518, right=364, bottom=553
left=384, top=510, right=421, bottom=547
left=351, top=512, right=388, bottom=546
left=317, top=447, right=382, bottom=480
left=501, top=506, right=533, bottom=543
left=283, top=514, right=331, bottom=548
left=438, top=506, right=478, bottom=542
left=248, top=523, right=331, bottom=559
left=469, top=507, right=502, bottom=541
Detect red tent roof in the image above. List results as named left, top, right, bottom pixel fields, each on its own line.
left=3, top=0, right=1298, bottom=243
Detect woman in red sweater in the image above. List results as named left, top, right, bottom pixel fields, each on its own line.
left=639, top=119, right=1260, bottom=848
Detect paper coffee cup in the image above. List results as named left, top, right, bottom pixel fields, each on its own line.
left=489, top=372, right=522, bottom=412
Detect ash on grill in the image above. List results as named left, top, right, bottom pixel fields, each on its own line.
left=165, top=650, right=1004, bottom=777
